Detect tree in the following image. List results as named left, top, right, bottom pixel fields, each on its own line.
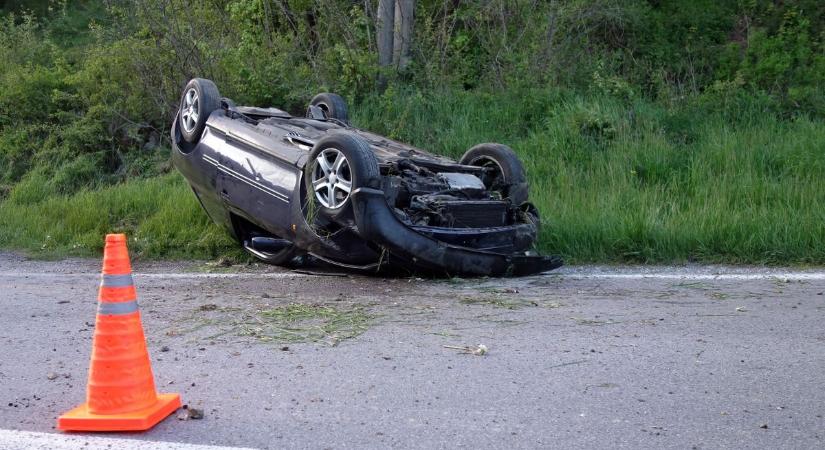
left=377, top=0, right=415, bottom=89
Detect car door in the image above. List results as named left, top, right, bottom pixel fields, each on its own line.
left=205, top=121, right=300, bottom=235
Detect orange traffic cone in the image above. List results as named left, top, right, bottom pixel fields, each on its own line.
left=58, top=234, right=181, bottom=431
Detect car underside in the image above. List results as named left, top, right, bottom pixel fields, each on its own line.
left=171, top=78, right=562, bottom=277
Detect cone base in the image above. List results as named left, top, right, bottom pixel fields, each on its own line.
left=57, top=393, right=181, bottom=431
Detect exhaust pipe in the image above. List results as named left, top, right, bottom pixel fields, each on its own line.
left=247, top=236, right=292, bottom=254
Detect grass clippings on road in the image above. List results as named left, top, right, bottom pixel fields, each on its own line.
left=173, top=302, right=374, bottom=347
left=459, top=295, right=538, bottom=309
left=241, top=304, right=373, bottom=346
left=458, top=287, right=563, bottom=310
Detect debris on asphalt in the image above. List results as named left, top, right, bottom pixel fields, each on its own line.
left=548, top=359, right=588, bottom=369
left=735, top=307, right=747, bottom=312
left=180, top=303, right=372, bottom=346
left=760, top=423, right=769, bottom=429
left=459, top=295, right=537, bottom=309
left=215, top=257, right=232, bottom=267
left=443, top=344, right=488, bottom=356
left=46, top=372, right=58, bottom=380
left=177, top=405, right=204, bottom=420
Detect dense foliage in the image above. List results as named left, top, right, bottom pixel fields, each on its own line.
left=0, top=1, right=823, bottom=263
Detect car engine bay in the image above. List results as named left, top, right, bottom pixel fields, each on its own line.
left=380, top=158, right=530, bottom=229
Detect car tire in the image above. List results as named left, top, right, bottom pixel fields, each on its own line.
left=459, top=143, right=529, bottom=205
left=178, top=78, right=221, bottom=144
left=305, top=132, right=380, bottom=218
left=308, top=93, right=349, bottom=123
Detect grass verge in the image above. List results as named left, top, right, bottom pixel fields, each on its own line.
left=354, top=88, right=825, bottom=265
left=1, top=88, right=824, bottom=264
left=0, top=173, right=238, bottom=259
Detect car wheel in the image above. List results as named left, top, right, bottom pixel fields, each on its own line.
left=307, top=93, right=349, bottom=123
left=178, top=78, right=221, bottom=144
left=305, top=133, right=379, bottom=218
left=459, top=143, right=529, bottom=205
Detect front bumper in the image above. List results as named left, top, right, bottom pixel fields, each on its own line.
left=351, top=187, right=563, bottom=277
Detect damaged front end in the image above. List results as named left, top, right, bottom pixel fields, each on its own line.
left=348, top=157, right=562, bottom=277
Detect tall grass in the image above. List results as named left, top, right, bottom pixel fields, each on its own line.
left=1, top=88, right=823, bottom=264
left=0, top=173, right=236, bottom=259
left=354, top=89, right=825, bottom=264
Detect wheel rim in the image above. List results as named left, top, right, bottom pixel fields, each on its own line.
left=311, top=148, right=352, bottom=209
left=180, top=88, right=199, bottom=133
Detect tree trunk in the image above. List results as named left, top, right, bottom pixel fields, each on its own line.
left=376, top=0, right=395, bottom=89
left=392, top=0, right=415, bottom=71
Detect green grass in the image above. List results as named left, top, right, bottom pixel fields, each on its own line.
left=0, top=173, right=237, bottom=259
left=354, top=88, right=825, bottom=265
left=1, top=88, right=824, bottom=265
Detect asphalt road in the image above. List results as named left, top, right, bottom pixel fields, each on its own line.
left=1, top=253, right=823, bottom=449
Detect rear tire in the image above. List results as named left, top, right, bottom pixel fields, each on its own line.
left=178, top=78, right=221, bottom=144
left=459, top=143, right=529, bottom=205
left=307, top=93, right=349, bottom=123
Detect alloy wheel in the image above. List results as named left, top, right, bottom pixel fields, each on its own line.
left=180, top=88, right=199, bottom=133
left=311, top=148, right=352, bottom=209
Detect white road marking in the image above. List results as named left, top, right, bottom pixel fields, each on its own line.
left=0, top=272, right=306, bottom=279
left=139, top=272, right=303, bottom=279
left=556, top=272, right=825, bottom=281
left=0, top=429, right=258, bottom=450
left=0, top=269, right=824, bottom=281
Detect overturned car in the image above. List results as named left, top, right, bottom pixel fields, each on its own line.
left=171, top=78, right=562, bottom=276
